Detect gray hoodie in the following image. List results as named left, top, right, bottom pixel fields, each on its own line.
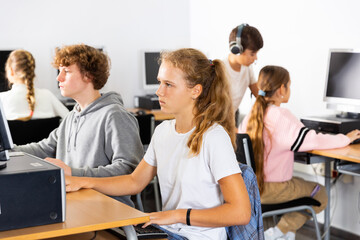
left=14, top=92, right=143, bottom=206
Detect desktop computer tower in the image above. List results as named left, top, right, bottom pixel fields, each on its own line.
left=134, top=95, right=160, bottom=110
left=300, top=116, right=360, bottom=134
left=0, top=152, right=65, bottom=231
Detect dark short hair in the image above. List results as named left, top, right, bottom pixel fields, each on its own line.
left=53, top=44, right=110, bottom=90
left=229, top=25, right=264, bottom=52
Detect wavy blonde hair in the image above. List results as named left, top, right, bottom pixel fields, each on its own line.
left=6, top=49, right=36, bottom=121
left=246, top=65, right=290, bottom=193
left=160, top=48, right=236, bottom=156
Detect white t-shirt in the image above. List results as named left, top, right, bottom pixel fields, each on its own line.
left=223, top=58, right=257, bottom=112
left=0, top=83, right=69, bottom=120
left=144, top=120, right=241, bottom=240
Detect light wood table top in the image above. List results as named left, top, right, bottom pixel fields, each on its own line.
left=128, top=108, right=174, bottom=121
left=308, top=143, right=360, bottom=163
left=0, top=189, right=149, bottom=240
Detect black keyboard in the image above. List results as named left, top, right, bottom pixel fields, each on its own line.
left=107, top=224, right=168, bottom=239
left=134, top=224, right=168, bottom=239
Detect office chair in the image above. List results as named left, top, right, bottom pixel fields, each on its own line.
left=135, top=113, right=155, bottom=147
left=134, top=113, right=161, bottom=212
left=236, top=133, right=322, bottom=240
left=8, top=117, right=61, bottom=145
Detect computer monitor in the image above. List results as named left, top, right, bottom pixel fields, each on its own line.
left=143, top=51, right=161, bottom=91
left=324, top=49, right=360, bottom=118
left=0, top=99, right=14, bottom=166
left=0, top=50, right=13, bottom=92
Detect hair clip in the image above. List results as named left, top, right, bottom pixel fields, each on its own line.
left=209, top=59, right=214, bottom=66
left=258, top=89, right=266, bottom=97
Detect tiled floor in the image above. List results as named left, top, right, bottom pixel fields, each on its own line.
left=263, top=218, right=358, bottom=240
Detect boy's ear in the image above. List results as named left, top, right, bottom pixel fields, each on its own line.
left=83, top=74, right=93, bottom=83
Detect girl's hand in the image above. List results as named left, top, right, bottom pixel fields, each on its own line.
left=346, top=129, right=360, bottom=143
left=142, top=209, right=185, bottom=228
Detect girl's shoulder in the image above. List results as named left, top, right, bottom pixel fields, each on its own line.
left=266, top=106, right=302, bottom=129
left=267, top=105, right=297, bottom=120
left=204, top=123, right=230, bottom=141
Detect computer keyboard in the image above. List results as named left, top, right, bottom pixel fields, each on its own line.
left=107, top=224, right=168, bottom=239
left=134, top=224, right=168, bottom=239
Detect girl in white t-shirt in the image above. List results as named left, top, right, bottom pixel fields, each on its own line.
left=0, top=49, right=69, bottom=120
left=65, top=48, right=251, bottom=240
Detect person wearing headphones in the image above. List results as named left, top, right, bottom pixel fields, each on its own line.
left=224, top=24, right=264, bottom=127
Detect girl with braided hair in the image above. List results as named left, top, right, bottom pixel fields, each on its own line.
left=0, top=49, right=69, bottom=120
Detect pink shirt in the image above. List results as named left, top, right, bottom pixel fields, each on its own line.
left=240, top=105, right=350, bottom=182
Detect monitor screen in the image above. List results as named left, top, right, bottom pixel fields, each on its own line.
left=0, top=99, right=13, bottom=163
left=143, top=52, right=160, bottom=91
left=324, top=49, right=360, bottom=115
left=0, top=50, right=12, bottom=93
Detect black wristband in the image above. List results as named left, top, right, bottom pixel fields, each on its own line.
left=186, top=208, right=192, bottom=226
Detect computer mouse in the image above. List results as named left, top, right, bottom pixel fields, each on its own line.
left=136, top=110, right=146, bottom=115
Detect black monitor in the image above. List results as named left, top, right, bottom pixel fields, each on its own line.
left=143, top=51, right=161, bottom=91
left=0, top=50, right=12, bottom=92
left=324, top=49, right=360, bottom=118
left=0, top=99, right=14, bottom=167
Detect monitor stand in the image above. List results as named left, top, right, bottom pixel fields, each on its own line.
left=0, top=150, right=10, bottom=161
left=336, top=112, right=360, bottom=119
left=0, top=150, right=8, bottom=169
left=0, top=161, right=6, bottom=169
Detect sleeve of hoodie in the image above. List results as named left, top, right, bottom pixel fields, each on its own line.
left=71, top=111, right=144, bottom=177
left=12, top=128, right=58, bottom=159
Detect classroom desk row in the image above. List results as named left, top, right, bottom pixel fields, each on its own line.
left=127, top=108, right=174, bottom=121
left=0, top=189, right=149, bottom=240
left=307, top=143, right=360, bottom=240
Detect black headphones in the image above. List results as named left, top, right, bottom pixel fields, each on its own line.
left=229, top=23, right=248, bottom=55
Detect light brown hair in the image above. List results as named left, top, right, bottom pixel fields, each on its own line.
left=160, top=48, right=236, bottom=155
left=52, top=44, right=110, bottom=90
left=246, top=65, right=290, bottom=193
left=6, top=49, right=36, bottom=121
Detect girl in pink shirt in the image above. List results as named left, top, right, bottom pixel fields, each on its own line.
left=240, top=65, right=360, bottom=240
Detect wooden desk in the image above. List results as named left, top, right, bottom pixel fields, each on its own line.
left=309, top=143, right=360, bottom=164
left=307, top=143, right=360, bottom=240
left=128, top=108, right=174, bottom=121
left=0, top=189, right=149, bottom=240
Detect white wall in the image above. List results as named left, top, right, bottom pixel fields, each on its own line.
left=189, top=0, right=360, bottom=235
left=0, top=0, right=190, bottom=107
left=1, top=0, right=360, bottom=236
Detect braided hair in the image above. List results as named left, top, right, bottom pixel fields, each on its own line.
left=6, top=50, right=36, bottom=121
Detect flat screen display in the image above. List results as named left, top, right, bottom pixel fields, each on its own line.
left=325, top=51, right=360, bottom=100
left=144, top=52, right=160, bottom=89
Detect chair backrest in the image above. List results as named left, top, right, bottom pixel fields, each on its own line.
left=236, top=133, right=256, bottom=173
left=135, top=113, right=155, bottom=146
left=8, top=117, right=61, bottom=145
